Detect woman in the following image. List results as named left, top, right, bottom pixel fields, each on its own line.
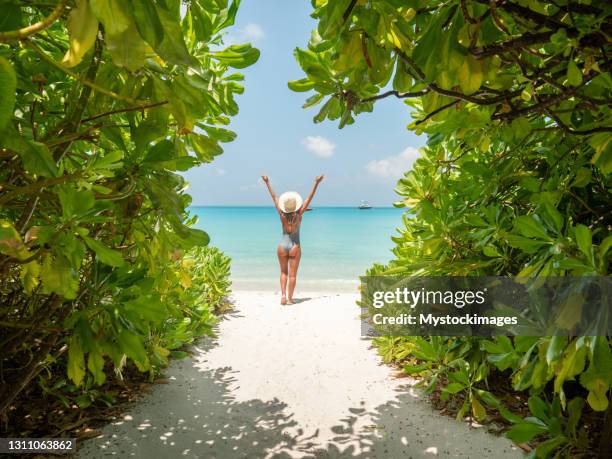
left=262, top=175, right=324, bottom=305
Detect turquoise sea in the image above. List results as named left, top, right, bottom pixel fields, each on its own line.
left=190, top=206, right=405, bottom=291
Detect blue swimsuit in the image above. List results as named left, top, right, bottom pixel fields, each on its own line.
left=280, top=213, right=301, bottom=252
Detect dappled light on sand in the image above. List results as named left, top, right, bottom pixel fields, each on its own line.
left=79, top=292, right=520, bottom=458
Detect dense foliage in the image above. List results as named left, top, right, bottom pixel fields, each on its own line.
left=293, top=0, right=611, bottom=456
left=0, top=0, right=253, bottom=422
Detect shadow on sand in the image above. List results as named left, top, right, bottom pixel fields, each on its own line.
left=79, top=328, right=520, bottom=459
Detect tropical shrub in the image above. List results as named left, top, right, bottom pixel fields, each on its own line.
left=0, top=0, right=255, bottom=419
left=292, top=0, right=611, bottom=455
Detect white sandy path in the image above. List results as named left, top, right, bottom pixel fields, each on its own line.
left=79, top=291, right=523, bottom=459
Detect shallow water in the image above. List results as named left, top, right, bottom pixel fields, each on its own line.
left=190, top=206, right=405, bottom=291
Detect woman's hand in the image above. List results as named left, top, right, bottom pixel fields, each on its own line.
left=315, top=175, right=324, bottom=184
left=261, top=175, right=269, bottom=183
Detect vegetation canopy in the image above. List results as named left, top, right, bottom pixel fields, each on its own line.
left=292, top=0, right=611, bottom=456
left=0, top=0, right=254, bottom=424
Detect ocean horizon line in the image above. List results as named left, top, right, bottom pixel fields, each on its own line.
left=189, top=205, right=402, bottom=208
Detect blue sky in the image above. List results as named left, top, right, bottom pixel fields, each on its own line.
left=184, top=0, right=425, bottom=206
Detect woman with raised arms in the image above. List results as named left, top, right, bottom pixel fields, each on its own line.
left=262, top=175, right=324, bottom=305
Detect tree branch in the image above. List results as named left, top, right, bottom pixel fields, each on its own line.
left=0, top=0, right=68, bottom=42
left=545, top=108, right=612, bottom=135
left=342, top=0, right=358, bottom=22
left=82, top=101, right=169, bottom=123
left=471, top=31, right=554, bottom=58
left=414, top=101, right=458, bottom=125
left=361, top=90, right=427, bottom=103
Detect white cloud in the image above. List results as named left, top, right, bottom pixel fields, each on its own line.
left=302, top=135, right=336, bottom=158
left=365, top=147, right=420, bottom=180
left=215, top=168, right=226, bottom=176
left=224, top=23, right=265, bottom=45
left=242, top=23, right=265, bottom=41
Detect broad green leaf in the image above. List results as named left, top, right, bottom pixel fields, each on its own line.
left=80, top=234, right=125, bottom=267
left=190, top=134, right=222, bottom=162
left=0, top=1, right=21, bottom=32
left=3, top=135, right=57, bottom=177
left=546, top=336, right=567, bottom=365
left=106, top=25, right=146, bottom=72
left=288, top=78, right=315, bottom=92
left=574, top=224, right=592, bottom=260
left=471, top=397, right=486, bottom=421
left=58, top=187, right=95, bottom=219
left=506, top=420, right=548, bottom=443
left=87, top=348, right=106, bottom=385
left=90, top=0, right=130, bottom=36
left=154, top=3, right=193, bottom=65
left=0, top=220, right=24, bottom=259
left=566, top=60, right=582, bottom=86
left=20, top=260, right=40, bottom=293
left=527, top=396, right=549, bottom=421
left=513, top=215, right=550, bottom=241
left=40, top=253, right=79, bottom=299
left=0, top=56, right=16, bottom=132
left=458, top=55, right=483, bottom=95
left=67, top=336, right=86, bottom=386
left=213, top=44, right=260, bottom=69
left=62, top=0, right=99, bottom=67
left=555, top=293, right=584, bottom=330
left=130, top=0, right=164, bottom=48
left=124, top=294, right=167, bottom=323
left=117, top=330, right=149, bottom=371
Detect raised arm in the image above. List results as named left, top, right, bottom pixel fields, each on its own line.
left=261, top=176, right=282, bottom=213
left=300, top=175, right=324, bottom=214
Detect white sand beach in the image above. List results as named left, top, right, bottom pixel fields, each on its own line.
left=78, top=291, right=522, bottom=458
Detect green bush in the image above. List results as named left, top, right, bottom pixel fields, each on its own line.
left=293, top=0, right=611, bottom=455
left=0, top=0, right=255, bottom=416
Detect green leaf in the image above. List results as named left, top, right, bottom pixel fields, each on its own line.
left=62, top=0, right=99, bottom=67
left=546, top=336, right=567, bottom=365
left=2, top=136, right=57, bottom=177
left=67, top=336, right=86, bottom=386
left=58, top=187, right=95, bottom=219
left=40, top=253, right=79, bottom=299
left=117, top=330, right=149, bottom=371
left=527, top=395, right=549, bottom=421
left=471, top=397, right=487, bottom=421
left=124, top=294, right=167, bottom=323
left=190, top=134, right=222, bottom=162
left=458, top=55, right=483, bottom=95
left=567, top=60, right=582, bottom=86
left=288, top=78, right=315, bottom=92
left=506, top=420, right=548, bottom=443
left=443, top=382, right=466, bottom=394
left=80, top=234, right=125, bottom=267
left=0, top=220, right=24, bottom=259
left=106, top=24, right=146, bottom=72
left=0, top=1, right=22, bottom=32
left=0, top=56, right=16, bottom=132
left=213, top=44, right=260, bottom=69
left=90, top=0, right=130, bottom=36
left=155, top=3, right=194, bottom=65
left=574, top=224, right=592, bottom=260
left=87, top=348, right=106, bottom=385
left=513, top=215, right=550, bottom=241
left=130, top=0, right=164, bottom=49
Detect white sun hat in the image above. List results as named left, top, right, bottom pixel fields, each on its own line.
left=278, top=191, right=303, bottom=213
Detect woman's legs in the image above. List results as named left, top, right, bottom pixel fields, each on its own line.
left=287, top=245, right=301, bottom=303
left=277, top=245, right=289, bottom=304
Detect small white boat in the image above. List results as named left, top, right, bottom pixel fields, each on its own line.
left=358, top=200, right=372, bottom=210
